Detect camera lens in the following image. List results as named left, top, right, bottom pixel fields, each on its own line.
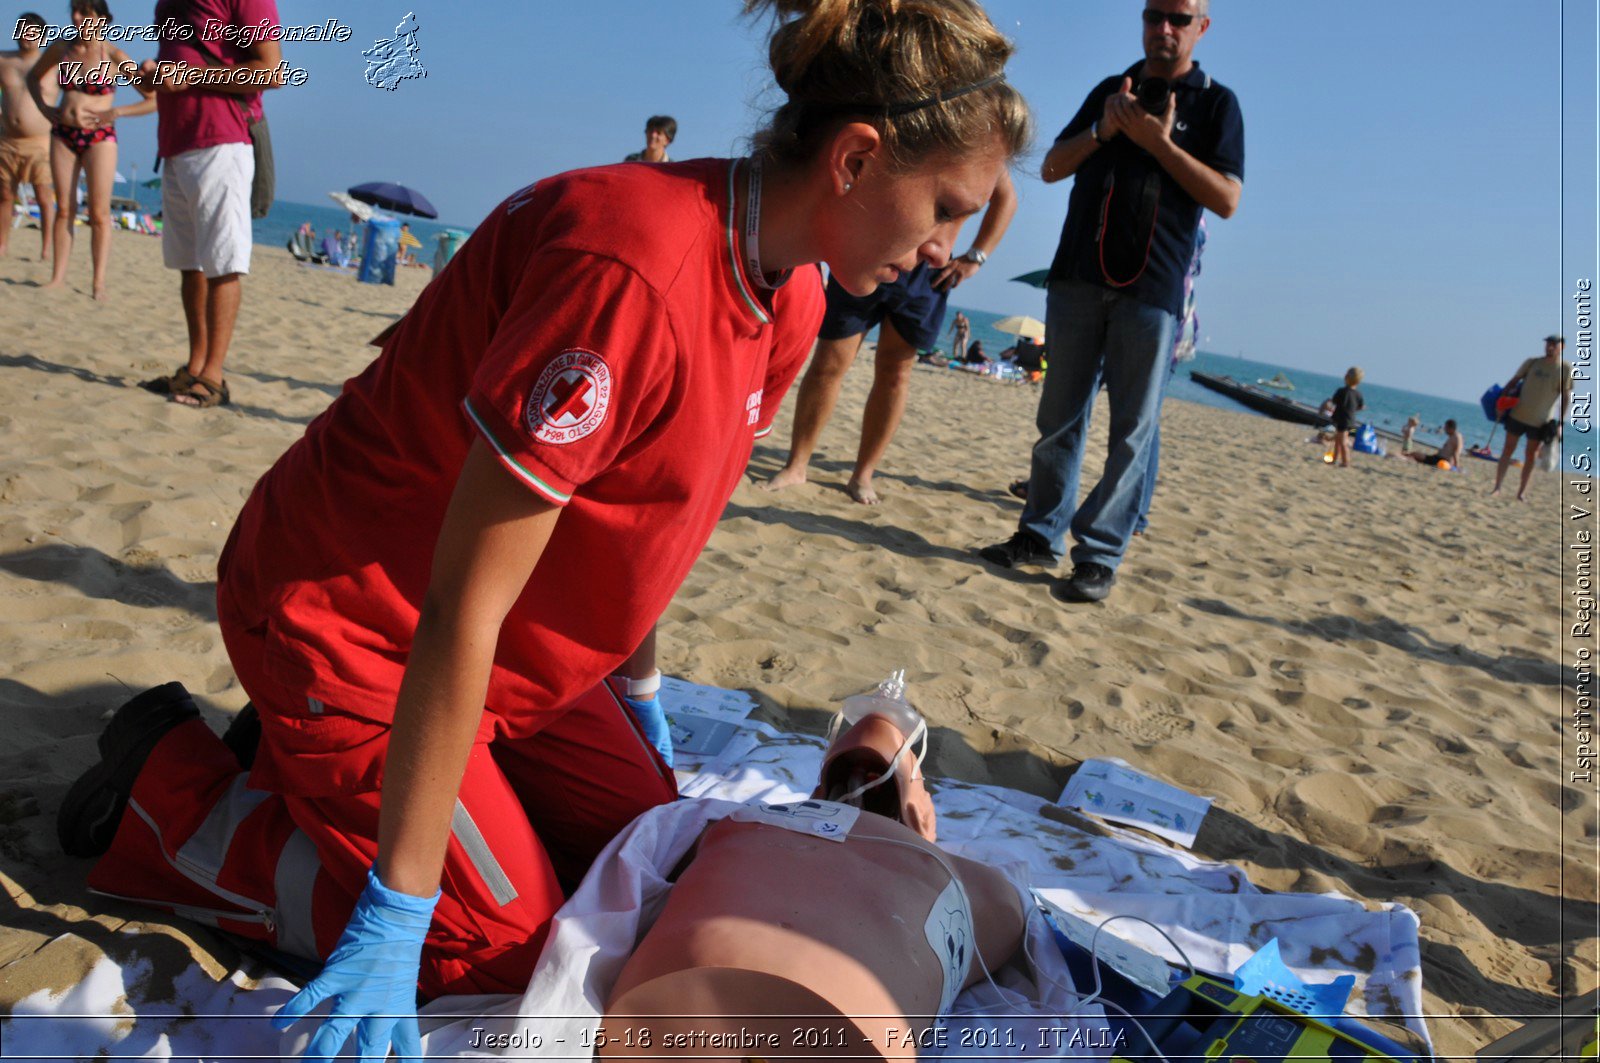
left=1135, top=77, right=1171, bottom=115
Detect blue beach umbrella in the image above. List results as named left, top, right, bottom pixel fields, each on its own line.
left=348, top=181, right=438, bottom=219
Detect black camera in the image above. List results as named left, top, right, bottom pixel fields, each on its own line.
left=1134, top=76, right=1171, bottom=115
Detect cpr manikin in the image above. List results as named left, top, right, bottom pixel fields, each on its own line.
left=600, top=675, right=1027, bottom=1061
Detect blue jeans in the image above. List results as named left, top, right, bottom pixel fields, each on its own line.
left=1019, top=281, right=1176, bottom=571
left=1134, top=351, right=1175, bottom=534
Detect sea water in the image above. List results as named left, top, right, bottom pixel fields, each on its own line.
left=1168, top=352, right=1487, bottom=450
left=946, top=307, right=1486, bottom=452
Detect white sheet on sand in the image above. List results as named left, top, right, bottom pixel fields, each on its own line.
left=1, top=679, right=1431, bottom=1061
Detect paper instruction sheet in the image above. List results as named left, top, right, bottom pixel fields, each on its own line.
left=1059, top=757, right=1212, bottom=848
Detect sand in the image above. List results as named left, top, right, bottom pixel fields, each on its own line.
left=0, top=228, right=1590, bottom=1057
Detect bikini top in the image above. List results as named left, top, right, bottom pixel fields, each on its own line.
left=58, top=49, right=116, bottom=95
left=59, top=75, right=115, bottom=95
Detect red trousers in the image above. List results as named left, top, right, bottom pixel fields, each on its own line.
left=87, top=620, right=677, bottom=998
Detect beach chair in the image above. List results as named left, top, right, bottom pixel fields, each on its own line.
left=287, top=229, right=317, bottom=263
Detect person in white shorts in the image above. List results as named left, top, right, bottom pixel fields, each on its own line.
left=134, top=0, right=286, bottom=409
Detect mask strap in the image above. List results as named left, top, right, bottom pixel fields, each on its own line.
left=833, top=716, right=928, bottom=805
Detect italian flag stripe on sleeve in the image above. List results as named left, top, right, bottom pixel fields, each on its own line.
left=462, top=397, right=574, bottom=505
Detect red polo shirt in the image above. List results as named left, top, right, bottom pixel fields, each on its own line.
left=218, top=159, right=822, bottom=736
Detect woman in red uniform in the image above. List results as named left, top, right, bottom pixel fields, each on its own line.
left=59, top=0, right=1029, bottom=1058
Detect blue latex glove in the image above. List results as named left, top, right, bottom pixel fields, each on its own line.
left=624, top=693, right=674, bottom=768
left=272, top=866, right=439, bottom=1063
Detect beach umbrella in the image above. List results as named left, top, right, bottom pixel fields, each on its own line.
left=114, top=170, right=128, bottom=184
left=1009, top=269, right=1051, bottom=289
left=328, top=191, right=373, bottom=221
left=141, top=176, right=162, bottom=189
left=991, top=314, right=1046, bottom=340
left=348, top=181, right=438, bottom=219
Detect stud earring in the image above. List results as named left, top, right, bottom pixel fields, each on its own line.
left=843, top=182, right=853, bottom=192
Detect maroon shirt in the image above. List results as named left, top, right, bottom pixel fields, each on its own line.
left=153, top=0, right=279, bottom=158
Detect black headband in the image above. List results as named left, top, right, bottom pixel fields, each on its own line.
left=801, top=73, right=1007, bottom=121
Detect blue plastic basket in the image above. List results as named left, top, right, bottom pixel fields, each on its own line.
left=1232, top=938, right=1355, bottom=1018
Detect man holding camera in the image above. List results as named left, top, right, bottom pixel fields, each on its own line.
left=979, top=0, right=1242, bottom=602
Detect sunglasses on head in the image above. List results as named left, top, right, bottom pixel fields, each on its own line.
left=1142, top=9, right=1197, bottom=28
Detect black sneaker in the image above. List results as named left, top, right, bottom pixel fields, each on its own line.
left=222, top=702, right=261, bottom=769
left=1054, top=562, right=1117, bottom=602
left=58, top=682, right=200, bottom=858
left=978, top=530, right=1058, bottom=569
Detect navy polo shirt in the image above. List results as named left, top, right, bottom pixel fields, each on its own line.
left=1047, top=61, right=1244, bottom=317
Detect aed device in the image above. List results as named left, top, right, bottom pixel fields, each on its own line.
left=1110, top=973, right=1419, bottom=1063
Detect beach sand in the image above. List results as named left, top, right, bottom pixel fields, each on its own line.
left=0, top=230, right=1590, bottom=1056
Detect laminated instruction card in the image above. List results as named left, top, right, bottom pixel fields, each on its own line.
left=661, top=675, right=758, bottom=763
left=1059, top=757, right=1212, bottom=848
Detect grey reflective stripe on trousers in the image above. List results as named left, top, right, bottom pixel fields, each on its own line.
left=273, top=828, right=321, bottom=959
left=127, top=794, right=275, bottom=920
left=452, top=800, right=518, bottom=906
left=89, top=887, right=274, bottom=930
left=174, top=774, right=272, bottom=884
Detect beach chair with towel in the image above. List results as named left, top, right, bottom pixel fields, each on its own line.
left=286, top=227, right=321, bottom=264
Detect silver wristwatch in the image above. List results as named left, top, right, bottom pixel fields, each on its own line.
left=961, top=248, right=988, bottom=266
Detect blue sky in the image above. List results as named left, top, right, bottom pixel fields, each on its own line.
left=23, top=1, right=1600, bottom=403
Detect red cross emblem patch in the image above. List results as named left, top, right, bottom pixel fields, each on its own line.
left=525, top=350, right=612, bottom=445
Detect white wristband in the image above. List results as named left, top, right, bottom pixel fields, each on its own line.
left=618, top=669, right=661, bottom=698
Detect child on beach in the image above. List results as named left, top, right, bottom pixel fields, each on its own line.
left=57, top=1, right=1031, bottom=1059
left=1399, top=414, right=1420, bottom=455
left=1326, top=366, right=1365, bottom=467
